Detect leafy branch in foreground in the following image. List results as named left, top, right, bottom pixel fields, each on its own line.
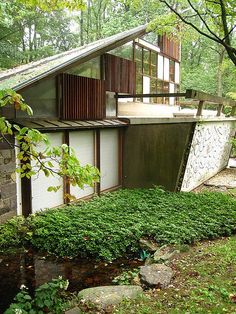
left=0, top=89, right=99, bottom=194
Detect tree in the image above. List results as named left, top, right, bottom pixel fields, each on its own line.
left=158, top=0, right=236, bottom=66
left=0, top=89, right=99, bottom=196
left=0, top=0, right=100, bottom=197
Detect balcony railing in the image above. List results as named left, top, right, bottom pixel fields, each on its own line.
left=115, top=89, right=236, bottom=117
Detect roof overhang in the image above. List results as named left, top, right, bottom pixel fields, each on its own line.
left=13, top=119, right=129, bottom=131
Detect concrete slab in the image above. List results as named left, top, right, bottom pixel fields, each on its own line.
left=204, top=168, right=236, bottom=189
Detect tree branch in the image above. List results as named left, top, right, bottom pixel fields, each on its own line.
left=1, top=132, right=60, bottom=176
left=159, top=0, right=222, bottom=45
left=160, top=0, right=236, bottom=65
left=187, top=0, right=222, bottom=42
left=222, top=23, right=236, bottom=42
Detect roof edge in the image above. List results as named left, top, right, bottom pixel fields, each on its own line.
left=12, top=24, right=147, bottom=92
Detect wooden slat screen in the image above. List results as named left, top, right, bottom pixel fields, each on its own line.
left=104, top=54, right=136, bottom=94
left=59, top=73, right=105, bottom=120
left=158, top=35, right=180, bottom=61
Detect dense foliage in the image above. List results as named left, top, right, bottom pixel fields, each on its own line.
left=1, top=0, right=236, bottom=97
left=0, top=188, right=236, bottom=260
left=5, top=277, right=69, bottom=314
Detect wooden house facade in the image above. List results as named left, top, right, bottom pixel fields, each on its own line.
left=0, top=25, right=185, bottom=218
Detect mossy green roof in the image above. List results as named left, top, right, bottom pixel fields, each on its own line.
left=0, top=25, right=146, bottom=91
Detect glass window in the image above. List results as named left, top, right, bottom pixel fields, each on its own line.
left=135, top=45, right=142, bottom=75
left=169, top=60, right=175, bottom=82
left=150, top=79, right=157, bottom=103
left=157, top=80, right=163, bottom=104
left=151, top=52, right=157, bottom=78
left=136, top=74, right=143, bottom=94
left=143, top=49, right=150, bottom=76
left=163, top=82, right=169, bottom=104
left=66, top=57, right=100, bottom=79
left=157, top=55, right=164, bottom=80
left=141, top=33, right=159, bottom=46
left=106, top=92, right=117, bottom=117
left=109, top=42, right=133, bottom=60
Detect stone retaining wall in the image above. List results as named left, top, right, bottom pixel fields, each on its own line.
left=181, top=120, right=236, bottom=191
left=0, top=149, right=17, bottom=222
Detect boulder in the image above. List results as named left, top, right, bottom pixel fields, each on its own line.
left=153, top=245, right=179, bottom=262
left=65, top=307, right=82, bottom=314
left=139, top=264, right=173, bottom=288
left=78, top=285, right=143, bottom=309
left=139, top=238, right=159, bottom=252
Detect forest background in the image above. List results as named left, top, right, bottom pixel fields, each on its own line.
left=0, top=0, right=236, bottom=98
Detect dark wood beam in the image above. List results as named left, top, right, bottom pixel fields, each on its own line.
left=115, top=92, right=187, bottom=98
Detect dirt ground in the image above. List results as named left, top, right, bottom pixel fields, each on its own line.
left=194, top=160, right=236, bottom=197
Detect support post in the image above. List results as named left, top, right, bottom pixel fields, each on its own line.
left=217, top=104, right=224, bottom=116
left=196, top=100, right=204, bottom=116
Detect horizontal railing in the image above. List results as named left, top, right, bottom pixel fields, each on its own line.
left=115, top=89, right=236, bottom=117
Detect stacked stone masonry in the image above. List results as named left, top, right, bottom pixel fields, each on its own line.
left=0, top=149, right=17, bottom=219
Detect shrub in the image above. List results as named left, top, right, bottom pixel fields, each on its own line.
left=1, top=188, right=236, bottom=260
left=4, top=277, right=69, bottom=314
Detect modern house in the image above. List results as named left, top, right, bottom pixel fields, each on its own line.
left=0, top=25, right=235, bottom=220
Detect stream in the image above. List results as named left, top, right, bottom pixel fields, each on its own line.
left=0, top=249, right=143, bottom=312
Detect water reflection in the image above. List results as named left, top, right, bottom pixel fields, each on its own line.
left=0, top=250, right=142, bottom=312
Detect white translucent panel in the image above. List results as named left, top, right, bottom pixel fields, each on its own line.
left=164, top=57, right=170, bottom=81
left=175, top=62, right=180, bottom=84
left=157, top=55, right=163, bottom=79
left=69, top=130, right=95, bottom=199
left=143, top=76, right=150, bottom=103
left=100, top=129, right=119, bottom=191
left=31, top=133, right=64, bottom=213
left=169, top=83, right=175, bottom=105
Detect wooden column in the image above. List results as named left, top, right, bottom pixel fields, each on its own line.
left=95, top=129, right=101, bottom=196
left=63, top=130, right=70, bottom=204
left=217, top=104, right=224, bottom=116
left=196, top=100, right=204, bottom=116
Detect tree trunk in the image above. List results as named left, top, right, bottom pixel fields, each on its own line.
left=80, top=10, right=84, bottom=46
left=216, top=45, right=225, bottom=97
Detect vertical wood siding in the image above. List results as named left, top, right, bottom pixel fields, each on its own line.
left=158, top=35, right=180, bottom=61
left=104, top=54, right=136, bottom=94
left=59, top=73, right=105, bottom=120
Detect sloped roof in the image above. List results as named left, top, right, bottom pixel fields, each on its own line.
left=0, top=25, right=146, bottom=91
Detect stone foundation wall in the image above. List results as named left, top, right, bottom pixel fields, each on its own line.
left=0, top=149, right=17, bottom=221
left=181, top=120, right=236, bottom=191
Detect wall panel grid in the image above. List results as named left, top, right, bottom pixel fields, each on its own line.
left=31, top=132, right=64, bottom=213
left=100, top=129, right=120, bottom=191
left=69, top=130, right=95, bottom=199
left=29, top=128, right=121, bottom=213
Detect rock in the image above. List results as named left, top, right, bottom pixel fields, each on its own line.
left=78, top=285, right=143, bottom=309
left=139, top=238, right=159, bottom=252
left=153, top=245, right=179, bottom=263
left=132, top=275, right=141, bottom=286
left=139, top=264, right=173, bottom=288
left=65, top=307, right=82, bottom=314
left=144, top=256, right=154, bottom=266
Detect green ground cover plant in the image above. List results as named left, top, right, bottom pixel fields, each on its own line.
left=0, top=188, right=236, bottom=260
